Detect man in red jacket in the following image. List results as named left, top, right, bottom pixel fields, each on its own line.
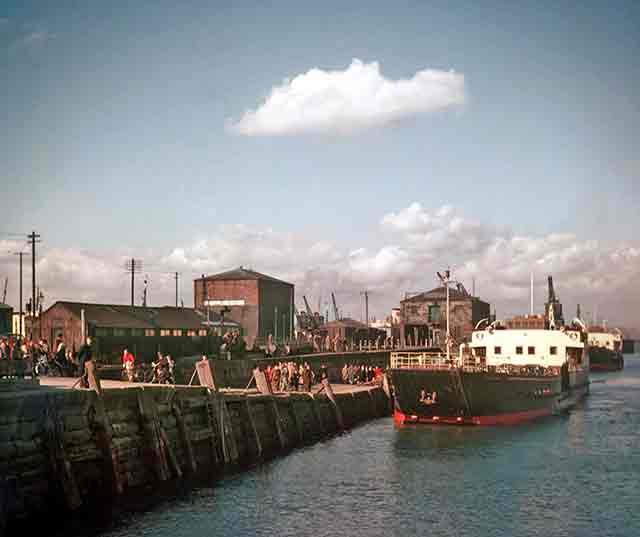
left=122, top=348, right=136, bottom=382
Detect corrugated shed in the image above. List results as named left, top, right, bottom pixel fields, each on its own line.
left=47, top=301, right=238, bottom=329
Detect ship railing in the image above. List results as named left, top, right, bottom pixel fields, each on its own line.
left=390, top=351, right=452, bottom=370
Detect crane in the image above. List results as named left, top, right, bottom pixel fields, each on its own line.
left=303, top=295, right=314, bottom=318
left=2, top=277, right=7, bottom=303
left=331, top=292, right=340, bottom=321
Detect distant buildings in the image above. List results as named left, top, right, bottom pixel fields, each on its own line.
left=194, top=267, right=294, bottom=348
left=398, top=286, right=490, bottom=347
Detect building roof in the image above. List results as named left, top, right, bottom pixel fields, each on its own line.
left=46, top=301, right=239, bottom=329
left=197, top=266, right=293, bottom=286
left=401, top=286, right=473, bottom=303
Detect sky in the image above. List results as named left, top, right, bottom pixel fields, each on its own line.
left=1, top=1, right=639, bottom=331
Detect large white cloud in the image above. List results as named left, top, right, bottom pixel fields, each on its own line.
left=3, top=205, right=639, bottom=334
left=228, top=59, right=465, bottom=136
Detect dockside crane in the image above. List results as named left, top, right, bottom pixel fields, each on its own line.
left=545, top=275, right=564, bottom=329
left=331, top=292, right=340, bottom=321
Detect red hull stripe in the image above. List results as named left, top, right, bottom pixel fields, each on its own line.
left=394, top=408, right=552, bottom=426
left=590, top=364, right=622, bottom=371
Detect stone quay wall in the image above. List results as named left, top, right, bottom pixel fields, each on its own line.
left=0, top=379, right=391, bottom=532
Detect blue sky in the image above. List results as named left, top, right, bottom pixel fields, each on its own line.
left=1, top=1, right=639, bottom=324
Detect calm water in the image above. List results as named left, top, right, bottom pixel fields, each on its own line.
left=83, top=357, right=640, bottom=537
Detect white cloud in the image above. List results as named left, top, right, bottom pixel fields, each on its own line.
left=3, top=204, right=638, bottom=331
left=228, top=59, right=465, bottom=136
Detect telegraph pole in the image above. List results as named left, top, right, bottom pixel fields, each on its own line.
left=13, top=251, right=28, bottom=336
left=27, top=232, right=40, bottom=332
left=124, top=259, right=142, bottom=307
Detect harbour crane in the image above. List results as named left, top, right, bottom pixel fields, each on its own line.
left=302, top=295, right=321, bottom=331
left=303, top=295, right=314, bottom=318
left=331, top=292, right=340, bottom=321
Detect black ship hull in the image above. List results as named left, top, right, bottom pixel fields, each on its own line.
left=389, top=368, right=589, bottom=425
left=589, top=347, right=624, bottom=371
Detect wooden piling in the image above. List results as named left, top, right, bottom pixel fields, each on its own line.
left=271, top=399, right=287, bottom=450
left=172, top=404, right=197, bottom=474
left=136, top=390, right=170, bottom=482
left=43, top=408, right=82, bottom=510
left=245, top=399, right=262, bottom=458
left=91, top=394, right=124, bottom=495
left=320, top=379, right=344, bottom=431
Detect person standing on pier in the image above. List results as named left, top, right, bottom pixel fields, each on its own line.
left=122, top=348, right=136, bottom=382
left=271, top=363, right=281, bottom=392
left=302, top=363, right=312, bottom=392
left=76, top=336, right=93, bottom=388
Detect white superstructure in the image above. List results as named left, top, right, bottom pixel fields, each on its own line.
left=588, top=329, right=623, bottom=352
left=469, top=325, right=587, bottom=369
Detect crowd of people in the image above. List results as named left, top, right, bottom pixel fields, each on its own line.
left=0, top=334, right=95, bottom=384
left=262, top=361, right=384, bottom=393
left=265, top=361, right=317, bottom=392
left=341, top=363, right=382, bottom=384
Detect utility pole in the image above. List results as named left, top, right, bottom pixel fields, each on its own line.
left=124, top=258, right=142, bottom=307
left=14, top=252, right=26, bottom=336
left=174, top=272, right=179, bottom=307
left=28, top=231, right=40, bottom=328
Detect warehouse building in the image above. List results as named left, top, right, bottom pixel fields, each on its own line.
left=194, top=267, right=294, bottom=348
left=37, top=301, right=238, bottom=363
left=399, top=286, right=490, bottom=347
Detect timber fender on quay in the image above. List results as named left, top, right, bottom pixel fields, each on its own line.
left=0, top=379, right=390, bottom=533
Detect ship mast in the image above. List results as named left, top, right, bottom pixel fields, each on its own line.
left=437, top=269, right=452, bottom=364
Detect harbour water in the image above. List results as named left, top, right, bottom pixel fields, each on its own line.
left=60, top=357, right=639, bottom=537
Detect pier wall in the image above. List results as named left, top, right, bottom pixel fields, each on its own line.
left=0, top=380, right=390, bottom=531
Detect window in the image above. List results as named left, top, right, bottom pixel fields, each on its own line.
left=528, top=346, right=535, bottom=355
left=428, top=305, right=441, bottom=322
left=550, top=346, right=557, bottom=355
left=198, top=329, right=207, bottom=337
left=187, top=330, right=196, bottom=337
left=473, top=346, right=486, bottom=358
left=173, top=329, right=183, bottom=337
left=145, top=329, right=156, bottom=337
left=494, top=346, right=502, bottom=355
left=160, top=329, right=172, bottom=337
left=130, top=328, right=144, bottom=337
left=95, top=327, right=111, bottom=337
left=516, top=346, right=523, bottom=355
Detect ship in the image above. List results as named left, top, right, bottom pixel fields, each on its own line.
left=389, top=274, right=590, bottom=425
left=587, top=326, right=624, bottom=371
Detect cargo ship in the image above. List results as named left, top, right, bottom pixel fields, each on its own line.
left=587, top=327, right=624, bottom=371
left=390, top=274, right=590, bottom=425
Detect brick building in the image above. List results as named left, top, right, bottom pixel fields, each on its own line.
left=399, top=286, right=490, bottom=347
left=36, top=301, right=238, bottom=363
left=193, top=267, right=294, bottom=347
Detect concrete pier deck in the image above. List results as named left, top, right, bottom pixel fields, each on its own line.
left=39, top=376, right=378, bottom=394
